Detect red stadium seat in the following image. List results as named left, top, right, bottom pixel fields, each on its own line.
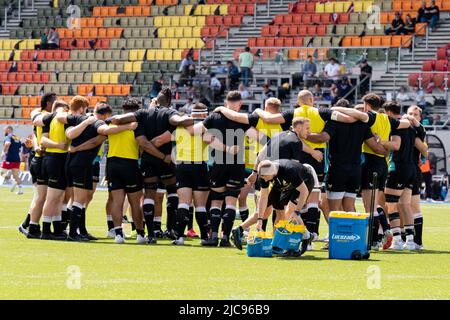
left=303, top=14, right=312, bottom=24
left=433, top=73, right=445, bottom=88
left=408, top=73, right=419, bottom=87
left=435, top=60, right=448, bottom=72
left=422, top=60, right=435, bottom=72
left=284, top=38, right=294, bottom=47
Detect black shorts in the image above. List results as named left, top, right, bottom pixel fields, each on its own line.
left=209, top=163, right=245, bottom=189
left=67, top=164, right=94, bottom=190
left=386, top=163, right=416, bottom=190
left=326, top=165, right=361, bottom=199
left=176, top=162, right=209, bottom=191
left=268, top=187, right=299, bottom=210
left=302, top=148, right=325, bottom=183
left=30, top=156, right=47, bottom=185
left=92, top=161, right=100, bottom=183
left=361, top=153, right=388, bottom=191
left=412, top=166, right=422, bottom=196
left=42, top=153, right=67, bottom=190
left=107, top=157, right=142, bottom=193
left=140, top=155, right=175, bottom=181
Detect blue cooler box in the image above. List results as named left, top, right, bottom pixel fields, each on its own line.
left=328, top=212, right=369, bottom=260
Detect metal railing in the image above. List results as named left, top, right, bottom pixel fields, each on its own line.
left=3, top=0, right=35, bottom=31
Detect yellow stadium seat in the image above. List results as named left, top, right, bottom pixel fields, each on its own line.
left=184, top=5, right=192, bottom=16
left=109, top=73, right=119, bottom=84
left=179, top=39, right=187, bottom=49
left=163, top=50, right=173, bottom=60
left=147, top=50, right=156, bottom=60
left=124, top=62, right=133, bottom=72
left=363, top=1, right=373, bottom=12
left=133, top=61, right=142, bottom=72
left=158, top=28, right=167, bottom=38
left=173, top=50, right=182, bottom=61
left=154, top=16, right=163, bottom=27
left=188, top=17, right=197, bottom=27
left=316, top=3, right=325, bottom=13
left=175, top=28, right=184, bottom=38
left=219, top=4, right=228, bottom=15
left=196, top=16, right=205, bottom=26
left=155, top=50, right=164, bottom=60
left=13, top=50, right=21, bottom=61
left=193, top=27, right=201, bottom=38
left=162, top=16, right=171, bottom=27
left=183, top=27, right=192, bottom=38
left=201, top=6, right=211, bottom=15
left=342, top=1, right=352, bottom=12
left=353, top=1, right=364, bottom=12
left=92, top=73, right=102, bottom=83
left=324, top=2, right=334, bottom=13
left=169, top=39, right=178, bottom=49
left=161, top=39, right=170, bottom=49
left=166, top=28, right=175, bottom=38
left=129, top=50, right=145, bottom=61
left=197, top=38, right=205, bottom=48
left=100, top=73, right=110, bottom=84
left=171, top=16, right=180, bottom=27
left=179, top=16, right=188, bottom=26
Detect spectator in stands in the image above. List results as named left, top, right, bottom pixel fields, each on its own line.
left=239, top=47, right=254, bottom=86
left=328, top=83, right=339, bottom=103
left=261, top=83, right=275, bottom=102
left=179, top=52, right=195, bottom=86
left=210, top=73, right=222, bottom=102
left=227, top=60, right=240, bottom=90
left=411, top=86, right=428, bottom=109
left=425, top=0, right=440, bottom=31
left=359, top=59, right=372, bottom=95
left=418, top=1, right=428, bottom=23
left=238, top=83, right=252, bottom=100
left=403, top=14, right=416, bottom=35
left=47, top=27, right=60, bottom=49
left=303, top=55, right=317, bottom=87
left=396, top=86, right=411, bottom=102
left=37, top=28, right=49, bottom=50
left=324, top=57, right=341, bottom=86
left=171, top=82, right=180, bottom=100
left=179, top=97, right=195, bottom=115
left=312, top=83, right=324, bottom=101
left=150, top=77, right=164, bottom=98
left=336, top=76, right=353, bottom=102
left=384, top=12, right=405, bottom=35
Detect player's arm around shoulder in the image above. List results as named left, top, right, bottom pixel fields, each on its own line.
left=253, top=108, right=285, bottom=124
left=213, top=106, right=250, bottom=124
left=97, top=122, right=138, bottom=136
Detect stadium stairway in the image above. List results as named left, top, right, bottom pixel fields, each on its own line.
left=0, top=0, right=51, bottom=38
left=371, top=13, right=450, bottom=97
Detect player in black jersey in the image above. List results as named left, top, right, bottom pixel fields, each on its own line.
left=191, top=91, right=259, bottom=247
left=308, top=99, right=386, bottom=213
left=255, top=159, right=319, bottom=256
left=110, top=89, right=193, bottom=244
left=400, top=105, right=428, bottom=250
left=382, top=102, right=426, bottom=251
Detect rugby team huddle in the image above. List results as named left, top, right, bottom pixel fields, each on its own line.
left=17, top=88, right=428, bottom=255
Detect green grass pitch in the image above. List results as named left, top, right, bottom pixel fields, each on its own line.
left=0, top=187, right=449, bottom=300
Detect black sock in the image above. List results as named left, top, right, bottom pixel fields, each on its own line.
left=136, top=229, right=145, bottom=237
left=371, top=215, right=380, bottom=244
left=107, top=215, right=114, bottom=231
left=414, top=214, right=423, bottom=246
left=377, top=207, right=390, bottom=231
left=154, top=220, right=161, bottom=231
left=195, top=208, right=209, bottom=240
left=261, top=219, right=268, bottom=231
left=307, top=205, right=320, bottom=235
left=114, top=227, right=123, bottom=237
left=187, top=206, right=194, bottom=230
left=209, top=207, right=221, bottom=240
left=79, top=208, right=88, bottom=235
left=237, top=225, right=244, bottom=236
left=401, top=231, right=406, bottom=242
left=69, top=205, right=82, bottom=237
left=29, top=222, right=40, bottom=234
left=61, top=209, right=68, bottom=231
left=42, top=216, right=52, bottom=235
left=301, top=210, right=313, bottom=232
left=176, top=205, right=190, bottom=239
left=131, top=221, right=136, bottom=231
left=166, top=193, right=178, bottom=232
left=53, top=216, right=62, bottom=234
left=272, top=209, right=277, bottom=227
left=239, top=207, right=249, bottom=222
left=222, top=207, right=236, bottom=240
left=143, top=200, right=155, bottom=238
left=21, top=213, right=30, bottom=228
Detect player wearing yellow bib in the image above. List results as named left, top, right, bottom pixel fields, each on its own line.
left=173, top=103, right=240, bottom=245
left=32, top=100, right=70, bottom=240
left=18, top=93, right=57, bottom=238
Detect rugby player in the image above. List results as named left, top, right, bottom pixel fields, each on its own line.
left=173, top=103, right=239, bottom=245
left=190, top=91, right=259, bottom=247
left=34, top=100, right=71, bottom=240
left=19, top=93, right=57, bottom=237
left=255, top=159, right=320, bottom=256
left=1, top=126, right=23, bottom=195
left=308, top=99, right=386, bottom=214
left=110, top=89, right=193, bottom=244
left=382, top=102, right=426, bottom=250
left=399, top=105, right=428, bottom=249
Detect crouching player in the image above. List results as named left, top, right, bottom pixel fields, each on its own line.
left=233, top=159, right=319, bottom=256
